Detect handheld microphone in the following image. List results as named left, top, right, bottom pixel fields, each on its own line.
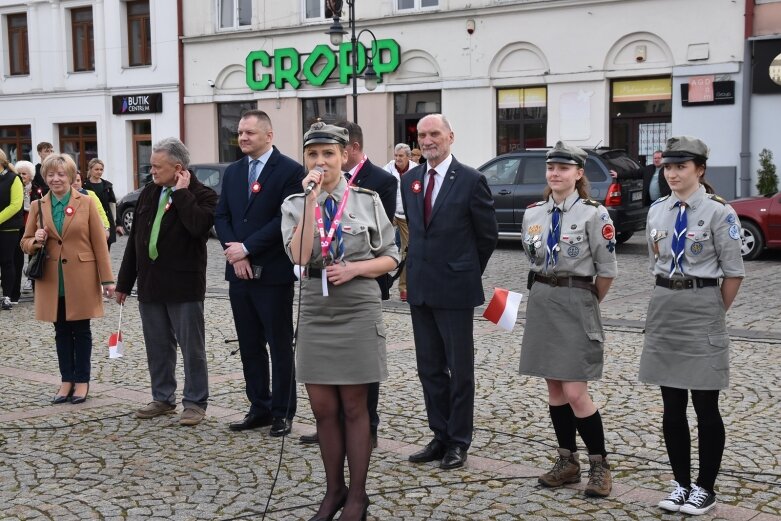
left=304, top=166, right=324, bottom=195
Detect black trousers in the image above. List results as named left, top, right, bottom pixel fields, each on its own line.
left=0, top=230, right=18, bottom=300
left=54, top=297, right=93, bottom=383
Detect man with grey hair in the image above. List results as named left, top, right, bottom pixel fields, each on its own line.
left=384, top=142, right=417, bottom=301
left=116, top=137, right=219, bottom=426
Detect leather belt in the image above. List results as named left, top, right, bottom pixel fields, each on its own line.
left=532, top=273, right=597, bottom=297
left=655, top=275, right=718, bottom=290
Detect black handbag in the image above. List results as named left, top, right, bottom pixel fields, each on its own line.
left=24, top=200, right=46, bottom=280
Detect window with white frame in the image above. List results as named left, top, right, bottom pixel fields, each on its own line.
left=303, top=0, right=336, bottom=21
left=396, top=0, right=438, bottom=11
left=218, top=0, right=251, bottom=29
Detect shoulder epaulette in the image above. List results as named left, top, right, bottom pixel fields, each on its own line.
left=707, top=193, right=727, bottom=205
left=350, top=186, right=377, bottom=196
left=527, top=200, right=545, bottom=209
left=581, top=198, right=601, bottom=208
left=651, top=195, right=670, bottom=206
left=283, top=192, right=305, bottom=204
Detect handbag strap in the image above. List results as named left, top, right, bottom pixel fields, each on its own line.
left=38, top=199, right=44, bottom=229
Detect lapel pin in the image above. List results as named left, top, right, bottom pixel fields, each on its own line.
left=411, top=180, right=422, bottom=193
left=65, top=206, right=74, bottom=216
left=252, top=182, right=261, bottom=193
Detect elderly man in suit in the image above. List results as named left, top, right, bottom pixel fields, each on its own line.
left=215, top=109, right=305, bottom=436
left=612, top=149, right=670, bottom=206
left=402, top=114, right=498, bottom=470
left=116, top=137, right=218, bottom=426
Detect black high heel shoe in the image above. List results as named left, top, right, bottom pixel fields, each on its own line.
left=51, top=383, right=74, bottom=404
left=307, top=492, right=347, bottom=521
left=71, top=383, right=89, bottom=404
left=337, top=496, right=369, bottom=521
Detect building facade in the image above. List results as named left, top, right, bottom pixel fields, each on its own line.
left=182, top=0, right=755, bottom=195
left=0, top=0, right=179, bottom=197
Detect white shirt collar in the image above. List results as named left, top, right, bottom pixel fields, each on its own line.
left=426, top=154, right=453, bottom=176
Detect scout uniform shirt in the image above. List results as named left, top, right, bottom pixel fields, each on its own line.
left=646, top=185, right=745, bottom=280
left=522, top=191, right=617, bottom=279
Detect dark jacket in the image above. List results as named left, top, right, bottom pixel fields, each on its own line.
left=350, top=158, right=398, bottom=223
left=82, top=178, right=118, bottom=243
left=116, top=176, right=218, bottom=302
left=622, top=164, right=671, bottom=206
left=401, top=157, right=498, bottom=309
left=31, top=164, right=49, bottom=202
left=214, top=146, right=305, bottom=285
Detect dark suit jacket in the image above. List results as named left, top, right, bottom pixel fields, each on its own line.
left=116, top=176, right=218, bottom=302
left=214, top=146, right=305, bottom=285
left=401, top=156, right=498, bottom=309
left=31, top=164, right=49, bottom=201
left=350, top=157, right=397, bottom=222
left=624, top=165, right=671, bottom=206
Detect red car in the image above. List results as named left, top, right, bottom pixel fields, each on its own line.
left=729, top=192, right=781, bottom=260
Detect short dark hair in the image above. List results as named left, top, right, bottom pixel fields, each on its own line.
left=336, top=120, right=363, bottom=149
left=241, top=109, right=272, bottom=128
left=37, top=142, right=53, bottom=153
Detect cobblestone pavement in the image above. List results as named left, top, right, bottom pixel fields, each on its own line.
left=1, top=233, right=779, bottom=521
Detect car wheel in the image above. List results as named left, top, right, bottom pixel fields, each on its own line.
left=740, top=221, right=764, bottom=261
left=615, top=231, right=633, bottom=245
left=121, top=207, right=134, bottom=234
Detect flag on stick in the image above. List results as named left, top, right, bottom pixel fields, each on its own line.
left=109, top=302, right=124, bottom=358
left=482, top=287, right=523, bottom=331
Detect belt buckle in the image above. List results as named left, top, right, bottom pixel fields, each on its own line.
left=672, top=279, right=685, bottom=290
left=549, top=275, right=558, bottom=286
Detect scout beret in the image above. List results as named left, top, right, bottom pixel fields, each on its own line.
left=661, top=136, right=709, bottom=164
left=546, top=141, right=587, bottom=167
left=303, top=121, right=349, bottom=147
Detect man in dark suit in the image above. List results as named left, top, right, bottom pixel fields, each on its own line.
left=613, top=149, right=670, bottom=206
left=214, top=109, right=305, bottom=436
left=298, top=120, right=398, bottom=447
left=401, top=114, right=498, bottom=470
left=116, top=137, right=218, bottom=426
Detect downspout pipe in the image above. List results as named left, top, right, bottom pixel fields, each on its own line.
left=177, top=0, right=185, bottom=143
left=739, top=0, right=754, bottom=197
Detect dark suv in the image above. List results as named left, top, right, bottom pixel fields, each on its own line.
left=478, top=148, right=648, bottom=243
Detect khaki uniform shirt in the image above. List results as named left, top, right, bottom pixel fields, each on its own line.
left=522, top=191, right=617, bottom=278
left=646, top=185, right=745, bottom=279
left=281, top=177, right=400, bottom=267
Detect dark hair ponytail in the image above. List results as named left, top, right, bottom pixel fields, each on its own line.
left=694, top=157, right=715, bottom=194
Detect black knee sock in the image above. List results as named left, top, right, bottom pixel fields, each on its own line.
left=692, top=390, right=724, bottom=492
left=661, top=386, right=692, bottom=489
left=575, top=410, right=607, bottom=458
left=549, top=404, right=577, bottom=453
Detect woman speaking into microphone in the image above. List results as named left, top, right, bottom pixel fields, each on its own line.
left=281, top=121, right=399, bottom=521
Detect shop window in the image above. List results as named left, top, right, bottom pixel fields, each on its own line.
left=496, top=87, right=547, bottom=155
left=218, top=0, right=251, bottom=29
left=59, top=123, right=98, bottom=174
left=304, top=0, right=336, bottom=20
left=393, top=91, right=441, bottom=149
left=71, top=7, right=94, bottom=72
left=0, top=126, right=32, bottom=163
left=396, top=0, right=439, bottom=10
left=132, top=120, right=152, bottom=189
left=218, top=102, right=256, bottom=162
left=302, top=97, right=347, bottom=128
left=610, top=77, right=671, bottom=162
left=7, top=13, right=29, bottom=76
left=127, top=0, right=151, bottom=66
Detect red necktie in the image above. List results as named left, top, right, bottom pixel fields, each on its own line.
left=424, top=169, right=436, bottom=227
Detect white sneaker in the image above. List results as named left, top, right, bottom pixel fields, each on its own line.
left=658, top=480, right=690, bottom=512
left=22, top=279, right=33, bottom=293
left=679, top=484, right=717, bottom=515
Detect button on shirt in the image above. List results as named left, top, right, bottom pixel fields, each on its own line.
left=521, top=191, right=617, bottom=278
left=646, top=185, right=745, bottom=279
left=424, top=154, right=452, bottom=206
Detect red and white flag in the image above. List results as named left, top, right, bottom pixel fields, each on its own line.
left=109, top=303, right=125, bottom=358
left=482, top=287, right=523, bottom=331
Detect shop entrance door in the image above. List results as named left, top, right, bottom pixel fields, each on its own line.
left=610, top=117, right=670, bottom=166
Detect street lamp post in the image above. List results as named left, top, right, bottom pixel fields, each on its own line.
left=325, top=0, right=378, bottom=124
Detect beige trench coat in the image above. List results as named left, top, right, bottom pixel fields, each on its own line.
left=21, top=189, right=114, bottom=322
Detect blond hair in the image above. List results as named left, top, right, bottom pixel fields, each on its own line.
left=42, top=154, right=78, bottom=184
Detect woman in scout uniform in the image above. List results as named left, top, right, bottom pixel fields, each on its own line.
left=281, top=122, right=399, bottom=521
left=519, top=141, right=617, bottom=498
left=640, top=136, right=744, bottom=516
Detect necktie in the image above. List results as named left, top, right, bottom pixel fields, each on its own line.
left=670, top=201, right=687, bottom=276
left=323, top=196, right=344, bottom=262
left=545, top=207, right=562, bottom=270
left=149, top=187, right=172, bottom=260
left=247, top=159, right=259, bottom=198
left=424, top=169, right=436, bottom=227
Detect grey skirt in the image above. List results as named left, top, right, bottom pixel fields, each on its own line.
left=639, top=284, right=729, bottom=390
left=519, top=282, right=605, bottom=381
left=296, top=275, right=388, bottom=385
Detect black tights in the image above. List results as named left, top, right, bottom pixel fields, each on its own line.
left=660, top=386, right=725, bottom=492
left=307, top=383, right=371, bottom=521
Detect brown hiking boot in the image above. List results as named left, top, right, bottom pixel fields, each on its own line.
left=584, top=454, right=612, bottom=497
left=136, top=401, right=176, bottom=419
left=538, top=448, right=581, bottom=487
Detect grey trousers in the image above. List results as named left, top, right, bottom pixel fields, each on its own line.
left=138, top=301, right=208, bottom=409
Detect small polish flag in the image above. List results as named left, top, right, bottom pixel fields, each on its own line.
left=482, top=287, right=523, bottom=331
left=109, top=302, right=124, bottom=358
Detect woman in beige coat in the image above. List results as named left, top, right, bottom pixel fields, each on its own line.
left=21, top=154, right=115, bottom=404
